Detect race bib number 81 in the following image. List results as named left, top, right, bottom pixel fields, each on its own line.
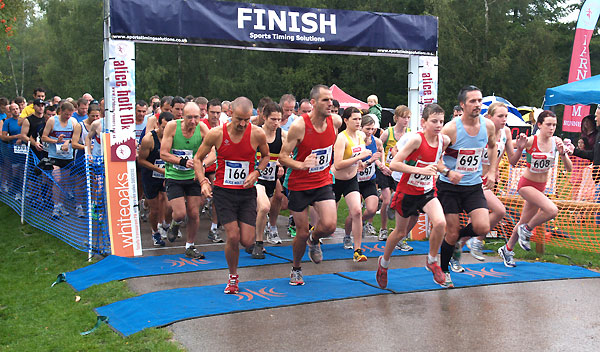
left=309, top=146, right=332, bottom=173
left=224, top=160, right=249, bottom=185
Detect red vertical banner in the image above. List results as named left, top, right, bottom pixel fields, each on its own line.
left=563, top=1, right=600, bottom=132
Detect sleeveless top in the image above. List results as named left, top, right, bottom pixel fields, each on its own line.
left=202, top=119, right=224, bottom=174
left=48, top=117, right=75, bottom=160
left=285, top=114, right=336, bottom=191
left=341, top=130, right=365, bottom=167
left=165, top=120, right=203, bottom=180
left=92, top=131, right=102, bottom=157
left=482, top=128, right=507, bottom=166
left=135, top=115, right=148, bottom=141
left=383, top=126, right=399, bottom=167
left=398, top=132, right=443, bottom=195
left=257, top=127, right=282, bottom=182
left=440, top=115, right=488, bottom=186
left=141, top=130, right=164, bottom=180
left=526, top=135, right=557, bottom=174
left=358, top=135, right=378, bottom=182
left=215, top=123, right=255, bottom=189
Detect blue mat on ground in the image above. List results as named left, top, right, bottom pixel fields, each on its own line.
left=63, top=241, right=490, bottom=291
left=94, top=262, right=600, bottom=337
left=95, top=273, right=386, bottom=337
left=338, top=261, right=600, bottom=293
left=64, top=250, right=291, bottom=291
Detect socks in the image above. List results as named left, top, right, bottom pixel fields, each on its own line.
left=380, top=257, right=390, bottom=268
left=292, top=266, right=302, bottom=272
left=525, top=224, right=533, bottom=232
left=506, top=244, right=513, bottom=252
left=440, top=240, right=454, bottom=272
left=270, top=225, right=278, bottom=233
left=211, top=222, right=218, bottom=231
left=427, top=254, right=437, bottom=264
left=185, top=242, right=194, bottom=249
left=256, top=241, right=263, bottom=245
left=458, top=223, right=477, bottom=239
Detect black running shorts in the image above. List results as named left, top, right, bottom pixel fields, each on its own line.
left=436, top=180, right=488, bottom=215
left=213, top=186, right=257, bottom=226
left=288, top=184, right=335, bottom=212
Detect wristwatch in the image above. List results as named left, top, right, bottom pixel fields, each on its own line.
left=442, top=167, right=450, bottom=177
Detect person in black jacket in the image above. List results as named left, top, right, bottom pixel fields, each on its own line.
left=570, top=109, right=600, bottom=184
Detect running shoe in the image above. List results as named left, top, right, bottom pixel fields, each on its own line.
left=167, top=220, right=182, bottom=243
left=353, top=248, right=367, bottom=262
left=185, top=245, right=205, bottom=259
left=208, top=228, right=224, bottom=243
left=158, top=223, right=168, bottom=239
left=442, top=272, right=454, bottom=288
left=498, top=245, right=516, bottom=267
left=307, top=235, right=323, bottom=264
left=289, top=269, right=305, bottom=286
left=58, top=203, right=69, bottom=216
left=376, top=256, right=388, bottom=288
left=343, top=235, right=353, bottom=250
left=51, top=204, right=60, bottom=219
left=378, top=229, right=388, bottom=241
left=395, top=239, right=413, bottom=252
left=466, top=237, right=485, bottom=261
left=363, top=222, right=377, bottom=237
left=266, top=228, right=282, bottom=245
left=152, top=232, right=165, bottom=247
left=449, top=244, right=465, bottom=273
left=425, top=259, right=445, bottom=286
left=288, top=226, right=296, bottom=238
left=224, top=274, right=239, bottom=294
left=517, top=224, right=532, bottom=251
left=252, top=242, right=265, bottom=259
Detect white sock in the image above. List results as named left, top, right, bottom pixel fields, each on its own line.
left=162, top=221, right=169, bottom=228
left=270, top=225, right=278, bottom=233
left=428, top=254, right=437, bottom=264
left=186, top=242, right=194, bottom=249
left=211, top=223, right=218, bottom=231
left=380, top=257, right=390, bottom=268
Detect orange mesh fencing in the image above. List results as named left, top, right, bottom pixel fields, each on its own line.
left=413, top=154, right=600, bottom=253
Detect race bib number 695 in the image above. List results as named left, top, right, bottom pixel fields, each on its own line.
left=455, top=148, right=482, bottom=173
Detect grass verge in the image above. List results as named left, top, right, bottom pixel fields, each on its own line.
left=0, top=203, right=183, bottom=351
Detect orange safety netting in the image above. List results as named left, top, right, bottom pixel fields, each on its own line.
left=412, top=154, right=600, bottom=253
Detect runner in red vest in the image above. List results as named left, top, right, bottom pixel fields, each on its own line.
left=279, top=85, right=343, bottom=286
left=194, top=96, right=269, bottom=294
left=376, top=104, right=452, bottom=288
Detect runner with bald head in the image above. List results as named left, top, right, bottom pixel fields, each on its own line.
left=160, top=102, right=211, bottom=258
left=279, top=84, right=343, bottom=286
left=194, top=96, right=269, bottom=294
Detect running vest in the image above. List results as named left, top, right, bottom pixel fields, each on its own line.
left=440, top=115, right=488, bottom=186
left=482, top=128, right=507, bottom=166
left=383, top=126, right=399, bottom=167
left=47, top=117, right=75, bottom=160
left=135, top=115, right=148, bottom=141
left=165, top=120, right=203, bottom=180
left=257, top=127, right=282, bottom=182
left=202, top=119, right=223, bottom=174
left=398, top=132, right=443, bottom=195
left=526, top=135, right=557, bottom=174
left=92, top=132, right=102, bottom=157
left=358, top=135, right=378, bottom=182
left=76, top=120, right=92, bottom=159
left=341, top=130, right=365, bottom=168
left=141, top=130, right=165, bottom=180
left=285, top=114, right=336, bottom=191
left=215, top=123, right=255, bottom=189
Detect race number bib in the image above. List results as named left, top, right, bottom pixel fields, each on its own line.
left=309, top=146, right=332, bottom=173
left=351, top=146, right=363, bottom=167
left=224, top=160, right=249, bottom=186
left=152, top=159, right=165, bottom=179
left=56, top=143, right=73, bottom=158
left=455, top=148, right=482, bottom=173
left=407, top=160, right=434, bottom=191
left=529, top=153, right=554, bottom=173
left=172, top=149, right=193, bottom=170
left=385, top=148, right=394, bottom=165
left=358, top=163, right=376, bottom=182
left=13, top=144, right=28, bottom=155
left=258, top=161, right=277, bottom=181
left=481, top=146, right=502, bottom=166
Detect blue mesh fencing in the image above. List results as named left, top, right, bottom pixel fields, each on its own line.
left=0, top=142, right=110, bottom=255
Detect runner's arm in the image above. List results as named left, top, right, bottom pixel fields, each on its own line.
left=159, top=120, right=181, bottom=165
left=137, top=133, right=162, bottom=174
left=193, top=128, right=219, bottom=184
left=41, top=117, right=59, bottom=144
left=20, top=119, right=31, bottom=144
left=279, top=119, right=315, bottom=170
left=71, top=123, right=84, bottom=150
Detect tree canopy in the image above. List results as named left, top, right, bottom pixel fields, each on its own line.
left=0, top=0, right=596, bottom=132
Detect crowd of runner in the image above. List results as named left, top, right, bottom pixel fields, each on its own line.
left=0, top=84, right=581, bottom=294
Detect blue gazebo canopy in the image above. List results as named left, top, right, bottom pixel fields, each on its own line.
left=544, top=74, right=600, bottom=108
